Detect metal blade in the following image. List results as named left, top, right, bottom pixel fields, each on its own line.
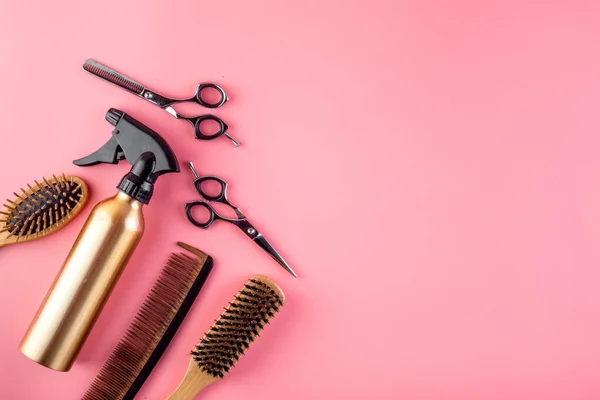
left=253, top=234, right=297, bottom=277
left=83, top=59, right=145, bottom=96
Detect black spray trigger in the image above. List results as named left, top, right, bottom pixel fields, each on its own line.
left=103, top=108, right=180, bottom=181
left=73, top=108, right=179, bottom=205
left=73, top=137, right=125, bottom=166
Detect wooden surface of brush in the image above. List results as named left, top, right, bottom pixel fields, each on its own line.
left=0, top=174, right=88, bottom=248
left=165, top=275, right=285, bottom=400
left=81, top=242, right=214, bottom=400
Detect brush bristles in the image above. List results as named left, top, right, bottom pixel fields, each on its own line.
left=0, top=174, right=87, bottom=240
left=82, top=244, right=212, bottom=400
left=191, top=275, right=284, bottom=379
left=83, top=60, right=144, bottom=95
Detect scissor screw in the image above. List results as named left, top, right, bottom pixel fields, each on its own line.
left=144, top=92, right=153, bottom=99
left=247, top=228, right=256, bottom=235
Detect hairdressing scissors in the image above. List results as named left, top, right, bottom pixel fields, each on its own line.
left=184, top=162, right=297, bottom=277
left=83, top=59, right=240, bottom=146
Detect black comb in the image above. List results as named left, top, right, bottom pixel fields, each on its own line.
left=81, top=242, right=214, bottom=400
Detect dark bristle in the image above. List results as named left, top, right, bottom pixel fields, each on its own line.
left=81, top=244, right=213, bottom=400
left=1, top=176, right=86, bottom=239
left=191, top=276, right=284, bottom=379
left=83, top=60, right=144, bottom=95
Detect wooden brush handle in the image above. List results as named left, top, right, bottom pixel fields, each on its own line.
left=0, top=222, right=13, bottom=247
left=165, top=358, right=218, bottom=400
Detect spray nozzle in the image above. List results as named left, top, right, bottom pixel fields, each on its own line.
left=73, top=108, right=180, bottom=204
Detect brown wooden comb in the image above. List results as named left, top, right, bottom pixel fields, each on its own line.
left=0, top=174, right=88, bottom=248
left=81, top=242, right=214, bottom=400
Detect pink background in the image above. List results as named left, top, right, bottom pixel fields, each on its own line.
left=1, top=1, right=600, bottom=399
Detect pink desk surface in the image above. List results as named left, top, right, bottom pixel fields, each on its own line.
left=2, top=1, right=600, bottom=399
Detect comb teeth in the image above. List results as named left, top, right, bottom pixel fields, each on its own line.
left=0, top=175, right=87, bottom=240
left=83, top=59, right=144, bottom=95
left=81, top=243, right=213, bottom=400
left=191, top=275, right=284, bottom=379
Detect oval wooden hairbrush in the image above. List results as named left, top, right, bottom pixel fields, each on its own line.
left=0, top=174, right=88, bottom=248
left=166, top=275, right=285, bottom=400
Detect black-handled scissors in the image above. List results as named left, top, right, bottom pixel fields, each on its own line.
left=83, top=59, right=240, bottom=147
left=184, top=162, right=297, bottom=277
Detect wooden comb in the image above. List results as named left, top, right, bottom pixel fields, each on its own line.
left=0, top=174, right=88, bottom=248
left=81, top=242, right=214, bottom=400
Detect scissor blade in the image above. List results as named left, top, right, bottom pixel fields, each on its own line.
left=83, top=59, right=145, bottom=96
left=253, top=234, right=297, bottom=277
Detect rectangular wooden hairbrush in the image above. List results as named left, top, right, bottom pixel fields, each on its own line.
left=0, top=174, right=88, bottom=248
left=165, top=275, right=285, bottom=400
left=81, top=241, right=214, bottom=400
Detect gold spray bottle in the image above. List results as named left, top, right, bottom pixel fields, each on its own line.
left=19, top=108, right=180, bottom=371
